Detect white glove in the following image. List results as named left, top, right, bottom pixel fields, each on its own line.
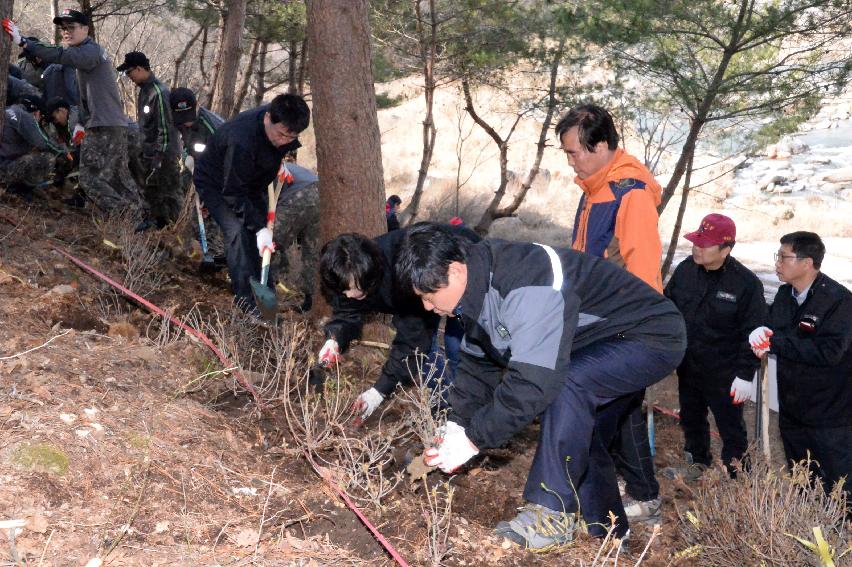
left=72, top=124, right=85, bottom=145
left=255, top=227, right=274, bottom=256
left=424, top=421, right=479, bottom=473
left=730, top=377, right=755, bottom=404
left=748, top=326, right=773, bottom=358
left=2, top=19, right=22, bottom=46
left=317, top=339, right=340, bottom=366
left=183, top=154, right=194, bottom=173
left=354, top=387, right=385, bottom=420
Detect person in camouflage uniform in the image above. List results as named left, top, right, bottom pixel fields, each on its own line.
left=118, top=51, right=182, bottom=228
left=6, top=10, right=147, bottom=222
left=0, top=95, right=70, bottom=198
left=41, top=97, right=81, bottom=188
left=170, top=87, right=225, bottom=259
left=272, top=162, right=319, bottom=312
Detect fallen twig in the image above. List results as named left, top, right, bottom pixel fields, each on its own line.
left=0, top=329, right=71, bottom=361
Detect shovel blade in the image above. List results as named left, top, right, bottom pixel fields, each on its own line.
left=250, top=276, right=278, bottom=320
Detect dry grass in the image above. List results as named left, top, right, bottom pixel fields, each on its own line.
left=675, top=455, right=850, bottom=566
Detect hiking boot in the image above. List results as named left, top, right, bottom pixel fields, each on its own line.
left=494, top=503, right=576, bottom=550
left=622, top=495, right=662, bottom=525
left=661, top=462, right=707, bottom=481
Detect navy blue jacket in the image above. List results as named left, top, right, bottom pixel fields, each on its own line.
left=194, top=105, right=298, bottom=233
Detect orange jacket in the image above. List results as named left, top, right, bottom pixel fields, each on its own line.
left=571, top=149, right=663, bottom=292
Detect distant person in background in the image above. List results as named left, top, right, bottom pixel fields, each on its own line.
left=0, top=95, right=70, bottom=200
left=665, top=214, right=767, bottom=479
left=749, top=231, right=852, bottom=502
left=386, top=194, right=402, bottom=231
left=4, top=10, right=147, bottom=223
left=16, top=38, right=46, bottom=90
left=556, top=103, right=664, bottom=526
left=118, top=51, right=182, bottom=229
left=41, top=62, right=80, bottom=107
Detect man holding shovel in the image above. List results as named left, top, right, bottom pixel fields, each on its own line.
left=193, top=94, right=310, bottom=314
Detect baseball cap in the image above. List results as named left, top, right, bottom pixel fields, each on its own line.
left=46, top=96, right=71, bottom=116
left=170, top=87, right=198, bottom=123
left=684, top=213, right=736, bottom=247
left=17, top=94, right=43, bottom=114
left=53, top=8, right=89, bottom=26
left=116, top=51, right=150, bottom=73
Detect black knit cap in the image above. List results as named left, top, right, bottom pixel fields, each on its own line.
left=45, top=96, right=71, bottom=116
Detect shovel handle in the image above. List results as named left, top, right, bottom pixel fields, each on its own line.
left=260, top=247, right=272, bottom=285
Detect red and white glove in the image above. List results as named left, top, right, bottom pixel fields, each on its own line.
left=278, top=161, right=294, bottom=185
left=317, top=339, right=340, bottom=366
left=354, top=387, right=385, bottom=421
left=2, top=19, right=23, bottom=46
left=255, top=227, right=275, bottom=256
left=749, top=326, right=773, bottom=358
left=424, top=421, right=479, bottom=473
left=72, top=124, right=85, bottom=145
left=730, top=377, right=755, bottom=405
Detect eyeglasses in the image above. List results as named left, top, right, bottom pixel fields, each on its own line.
left=59, top=24, right=80, bottom=32
left=774, top=253, right=801, bottom=263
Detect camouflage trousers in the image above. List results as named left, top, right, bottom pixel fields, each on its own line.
left=271, top=181, right=319, bottom=296
left=181, top=168, right=225, bottom=257
left=128, top=129, right=183, bottom=228
left=0, top=152, right=54, bottom=187
left=80, top=126, right=146, bottom=217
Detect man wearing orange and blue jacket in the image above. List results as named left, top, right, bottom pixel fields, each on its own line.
left=557, top=103, right=664, bottom=526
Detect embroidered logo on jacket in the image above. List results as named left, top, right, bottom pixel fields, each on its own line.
left=716, top=291, right=737, bottom=303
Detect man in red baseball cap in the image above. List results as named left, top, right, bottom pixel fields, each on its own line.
left=663, top=213, right=768, bottom=478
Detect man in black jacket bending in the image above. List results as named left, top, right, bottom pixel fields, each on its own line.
left=664, top=213, right=767, bottom=478
left=395, top=223, right=686, bottom=549
left=194, top=94, right=309, bottom=312
left=317, top=224, right=480, bottom=420
left=749, top=231, right=851, bottom=501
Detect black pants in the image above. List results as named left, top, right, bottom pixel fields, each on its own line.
left=780, top=423, right=852, bottom=501
left=611, top=390, right=659, bottom=501
left=678, top=375, right=748, bottom=470
left=202, top=196, right=272, bottom=312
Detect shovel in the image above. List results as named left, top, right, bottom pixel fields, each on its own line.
left=250, top=160, right=293, bottom=320
left=184, top=158, right=216, bottom=273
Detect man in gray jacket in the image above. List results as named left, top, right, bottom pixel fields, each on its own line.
left=0, top=95, right=69, bottom=199
left=118, top=51, right=182, bottom=228
left=4, top=10, right=146, bottom=222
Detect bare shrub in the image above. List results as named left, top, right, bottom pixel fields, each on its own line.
left=676, top=456, right=850, bottom=566
left=92, top=209, right=166, bottom=298
left=420, top=479, right=455, bottom=567
left=395, top=351, right=448, bottom=450
left=329, top=426, right=405, bottom=509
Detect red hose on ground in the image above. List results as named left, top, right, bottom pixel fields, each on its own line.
left=653, top=404, right=721, bottom=439
left=57, top=245, right=410, bottom=564
left=53, top=245, right=267, bottom=411
left=305, top=453, right=411, bottom=567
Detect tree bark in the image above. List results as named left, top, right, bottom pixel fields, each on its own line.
left=308, top=0, right=386, bottom=266
left=287, top=38, right=298, bottom=94
left=297, top=36, right=308, bottom=95
left=0, top=0, right=11, bottom=130
left=403, top=0, right=438, bottom=226
left=172, top=24, right=204, bottom=86
left=233, top=36, right=260, bottom=113
left=79, top=0, right=96, bottom=39
left=661, top=152, right=695, bottom=279
left=50, top=0, right=61, bottom=43
left=201, top=26, right=216, bottom=108
left=253, top=40, right=268, bottom=106
left=210, top=0, right=247, bottom=118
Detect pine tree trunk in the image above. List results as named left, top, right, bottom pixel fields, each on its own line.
left=253, top=40, right=268, bottom=106
left=50, top=0, right=61, bottom=43
left=0, top=0, right=11, bottom=129
left=307, top=0, right=386, bottom=271
left=210, top=0, right=247, bottom=118
left=233, top=37, right=260, bottom=113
